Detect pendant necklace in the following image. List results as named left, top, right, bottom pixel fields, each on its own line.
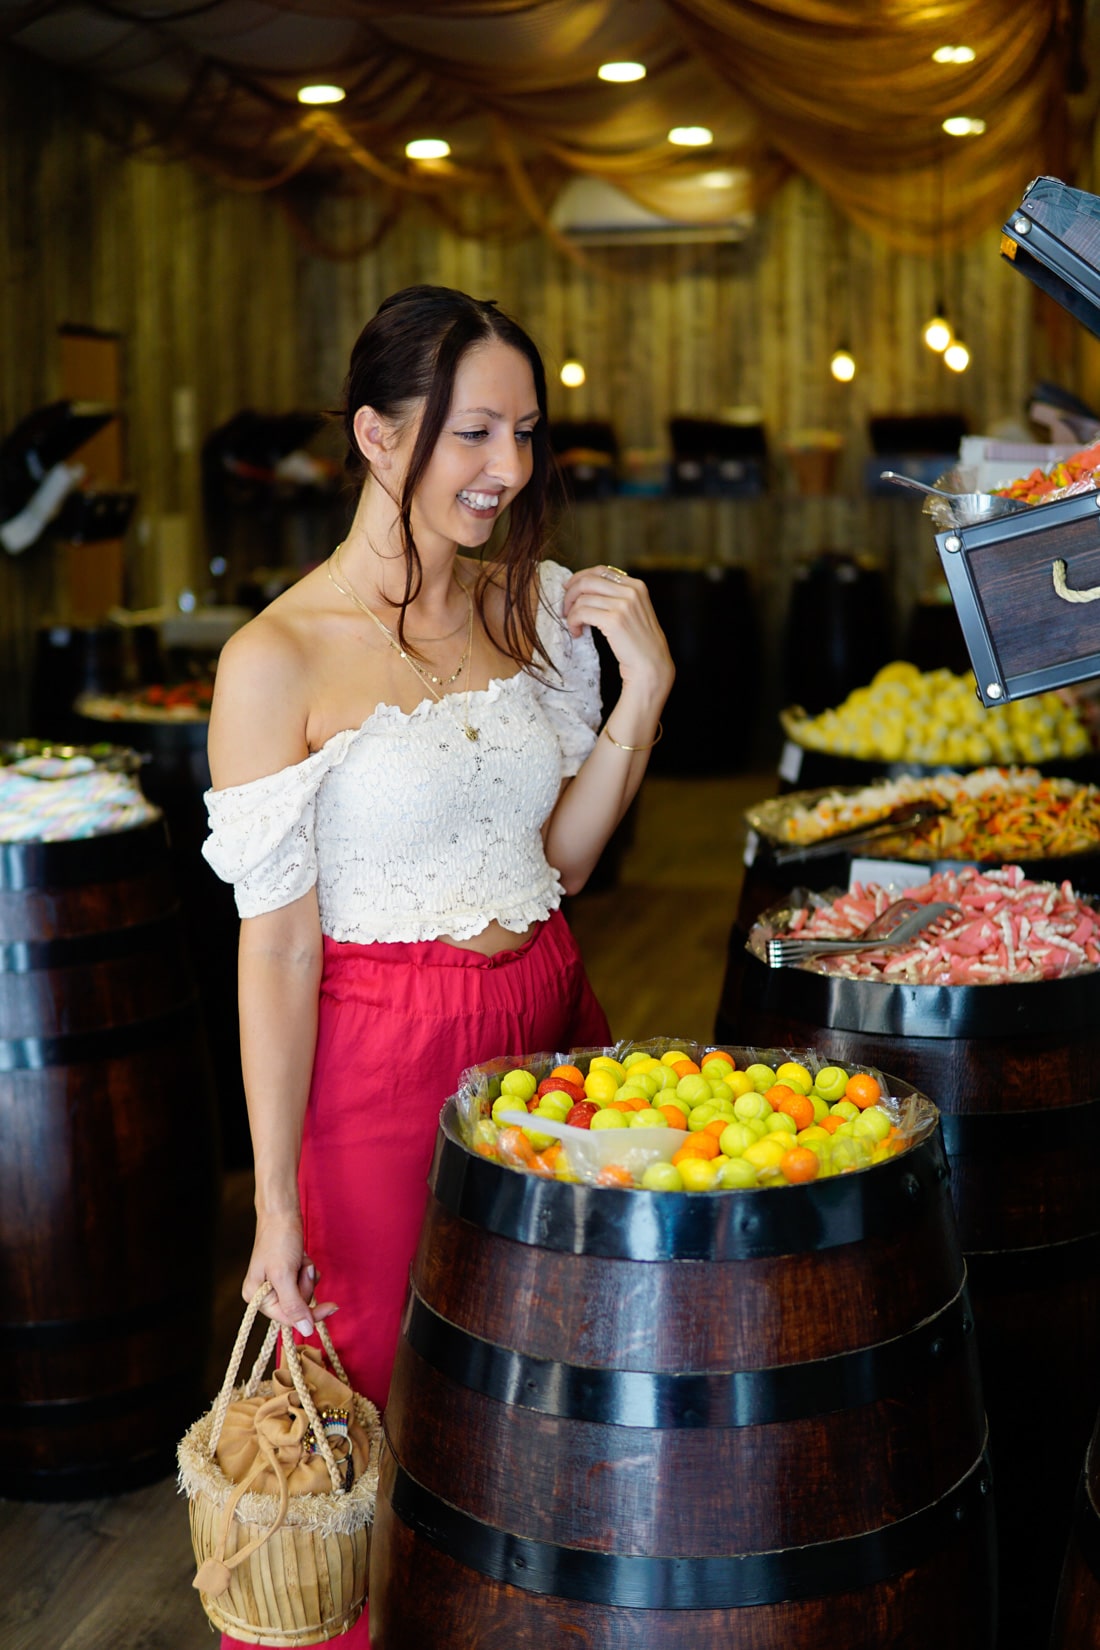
left=327, top=543, right=480, bottom=742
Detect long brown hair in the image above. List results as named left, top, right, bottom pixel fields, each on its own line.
left=340, top=285, right=560, bottom=670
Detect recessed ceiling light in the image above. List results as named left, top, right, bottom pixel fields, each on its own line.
left=598, top=61, right=646, bottom=83
left=405, top=138, right=451, bottom=160
left=942, top=116, right=986, bottom=136
left=297, top=85, right=345, bottom=105
left=669, top=126, right=713, bottom=147
left=933, top=45, right=976, bottom=64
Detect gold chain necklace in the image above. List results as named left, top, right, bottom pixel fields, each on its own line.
left=330, top=544, right=471, bottom=686
left=327, top=545, right=480, bottom=742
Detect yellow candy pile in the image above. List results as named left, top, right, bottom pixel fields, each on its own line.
left=786, top=662, right=1091, bottom=766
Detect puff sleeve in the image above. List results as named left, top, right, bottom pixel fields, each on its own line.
left=201, top=735, right=351, bottom=918
left=529, top=560, right=603, bottom=777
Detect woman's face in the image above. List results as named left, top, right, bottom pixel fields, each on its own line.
left=394, top=339, right=539, bottom=552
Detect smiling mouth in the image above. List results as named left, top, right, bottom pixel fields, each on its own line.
left=457, top=490, right=501, bottom=512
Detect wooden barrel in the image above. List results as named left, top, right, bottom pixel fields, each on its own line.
left=716, top=952, right=1100, bottom=1650
left=1049, top=1409, right=1100, bottom=1648
left=0, top=819, right=221, bottom=1499
left=75, top=707, right=251, bottom=1168
left=639, top=565, right=760, bottom=776
left=782, top=554, right=894, bottom=716
left=369, top=1085, right=995, bottom=1648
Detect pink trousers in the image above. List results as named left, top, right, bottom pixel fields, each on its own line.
left=220, top=909, right=608, bottom=1650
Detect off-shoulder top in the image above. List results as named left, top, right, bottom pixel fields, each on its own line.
left=201, top=560, right=602, bottom=943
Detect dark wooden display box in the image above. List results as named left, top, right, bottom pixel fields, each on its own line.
left=935, top=489, right=1100, bottom=707
left=938, top=177, right=1100, bottom=707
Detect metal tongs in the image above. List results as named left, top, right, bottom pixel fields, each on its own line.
left=765, top=899, right=960, bottom=968
left=879, top=471, right=1032, bottom=527
left=769, top=801, right=950, bottom=866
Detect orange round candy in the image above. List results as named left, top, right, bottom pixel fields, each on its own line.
left=498, top=1126, right=536, bottom=1164
left=781, top=1147, right=820, bottom=1184
left=672, top=1136, right=719, bottom=1164
left=671, top=1059, right=702, bottom=1078
left=596, top=1163, right=634, bottom=1188
left=777, top=1093, right=814, bottom=1133
left=550, top=1064, right=585, bottom=1087
left=763, top=1084, right=798, bottom=1112
left=845, top=1072, right=882, bottom=1110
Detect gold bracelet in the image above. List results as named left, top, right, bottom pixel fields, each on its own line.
left=602, top=720, right=663, bottom=752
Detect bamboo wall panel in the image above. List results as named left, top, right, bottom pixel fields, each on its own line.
left=2, top=42, right=1093, bottom=737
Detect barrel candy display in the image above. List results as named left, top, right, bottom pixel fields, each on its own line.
left=369, top=1038, right=996, bottom=1648
left=717, top=865, right=1100, bottom=1650
left=0, top=742, right=220, bottom=1498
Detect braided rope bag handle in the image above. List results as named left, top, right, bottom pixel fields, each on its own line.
left=194, top=1284, right=350, bottom=1599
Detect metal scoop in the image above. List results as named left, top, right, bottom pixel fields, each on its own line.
left=879, top=471, right=1032, bottom=526
left=765, top=899, right=960, bottom=968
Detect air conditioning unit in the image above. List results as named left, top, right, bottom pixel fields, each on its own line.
left=549, top=176, right=753, bottom=248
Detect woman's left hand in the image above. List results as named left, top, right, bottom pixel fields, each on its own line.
left=561, top=565, right=674, bottom=700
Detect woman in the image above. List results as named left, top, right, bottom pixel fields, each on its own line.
left=202, top=285, right=674, bottom=1647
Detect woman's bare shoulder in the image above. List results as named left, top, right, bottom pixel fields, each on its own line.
left=208, top=605, right=315, bottom=787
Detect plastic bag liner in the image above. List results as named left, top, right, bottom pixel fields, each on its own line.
left=452, top=1036, right=939, bottom=1188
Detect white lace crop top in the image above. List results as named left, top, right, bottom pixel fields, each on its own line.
left=201, top=560, right=602, bottom=943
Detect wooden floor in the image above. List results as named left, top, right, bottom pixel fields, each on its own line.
left=0, top=771, right=774, bottom=1650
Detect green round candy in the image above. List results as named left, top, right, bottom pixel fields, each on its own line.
left=717, top=1157, right=758, bottom=1189
left=814, top=1066, right=849, bottom=1102
left=641, top=1161, right=684, bottom=1192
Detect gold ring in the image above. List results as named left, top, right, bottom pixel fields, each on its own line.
left=601, top=565, right=628, bottom=582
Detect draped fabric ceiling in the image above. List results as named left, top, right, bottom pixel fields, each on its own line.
left=1, top=0, right=1090, bottom=257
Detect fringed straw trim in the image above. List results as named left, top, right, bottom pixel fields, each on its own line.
left=178, top=1388, right=380, bottom=1537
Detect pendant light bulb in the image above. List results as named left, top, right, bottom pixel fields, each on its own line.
left=923, top=311, right=952, bottom=353
left=830, top=347, right=856, bottom=383
left=560, top=358, right=586, bottom=389
left=944, top=339, right=971, bottom=373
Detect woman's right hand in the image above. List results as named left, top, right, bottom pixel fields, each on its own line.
left=243, top=1207, right=337, bottom=1337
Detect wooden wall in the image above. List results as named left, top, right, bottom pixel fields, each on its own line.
left=2, top=44, right=1095, bottom=735
left=0, top=51, right=304, bottom=730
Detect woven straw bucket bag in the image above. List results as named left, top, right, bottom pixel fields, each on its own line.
left=179, top=1284, right=381, bottom=1646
